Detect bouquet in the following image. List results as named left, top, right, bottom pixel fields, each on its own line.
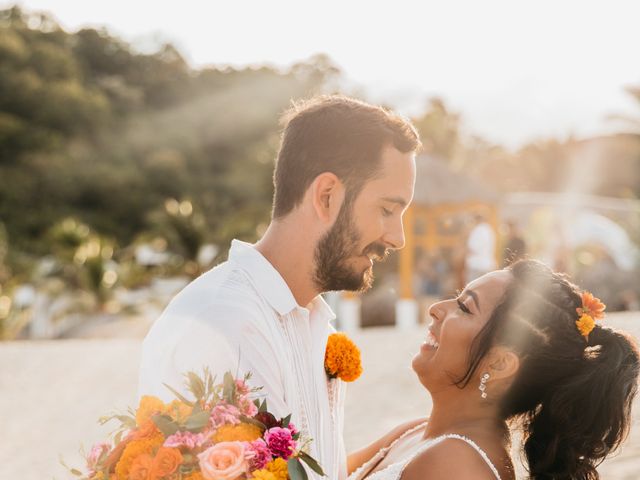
left=69, top=369, right=324, bottom=480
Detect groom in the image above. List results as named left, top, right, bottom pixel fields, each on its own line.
left=138, top=95, right=420, bottom=479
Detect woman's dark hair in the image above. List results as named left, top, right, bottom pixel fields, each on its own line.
left=461, top=259, right=640, bottom=480
left=272, top=95, right=421, bottom=219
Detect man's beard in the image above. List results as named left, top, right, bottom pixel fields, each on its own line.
left=313, top=201, right=389, bottom=293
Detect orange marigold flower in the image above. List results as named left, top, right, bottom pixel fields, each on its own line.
left=212, top=423, right=263, bottom=443
left=576, top=314, right=596, bottom=340
left=114, top=433, right=164, bottom=480
left=136, top=396, right=166, bottom=426
left=133, top=419, right=160, bottom=440
left=325, top=332, right=363, bottom=382
left=250, top=470, right=277, bottom=480
left=577, top=291, right=606, bottom=320
left=128, top=454, right=153, bottom=480
left=149, top=447, right=183, bottom=478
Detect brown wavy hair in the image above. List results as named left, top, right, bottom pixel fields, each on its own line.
left=460, top=259, right=640, bottom=479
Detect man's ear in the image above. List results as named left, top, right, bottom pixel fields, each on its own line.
left=310, top=172, right=345, bottom=223
left=485, top=346, right=520, bottom=381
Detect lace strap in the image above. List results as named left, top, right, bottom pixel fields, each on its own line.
left=431, top=434, right=502, bottom=480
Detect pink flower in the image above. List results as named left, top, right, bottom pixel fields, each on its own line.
left=239, top=395, right=258, bottom=417
left=209, top=403, right=241, bottom=429
left=198, top=441, right=248, bottom=480
left=243, top=439, right=273, bottom=470
left=86, top=442, right=110, bottom=475
left=264, top=427, right=296, bottom=460
left=164, top=430, right=209, bottom=449
left=235, top=379, right=251, bottom=396
left=287, top=422, right=299, bottom=437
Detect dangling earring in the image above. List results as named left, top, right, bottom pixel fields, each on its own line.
left=479, top=373, right=490, bottom=399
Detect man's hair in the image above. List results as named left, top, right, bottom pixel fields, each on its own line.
left=272, top=95, right=421, bottom=219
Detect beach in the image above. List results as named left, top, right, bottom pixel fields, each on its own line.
left=1, top=312, right=638, bottom=479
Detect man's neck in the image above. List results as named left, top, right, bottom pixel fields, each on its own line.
left=254, top=219, right=320, bottom=308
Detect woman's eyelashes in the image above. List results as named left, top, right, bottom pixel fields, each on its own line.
left=456, top=297, right=472, bottom=314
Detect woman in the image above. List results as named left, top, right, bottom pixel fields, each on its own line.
left=348, top=260, right=640, bottom=480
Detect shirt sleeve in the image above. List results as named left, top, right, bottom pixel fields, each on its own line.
left=139, top=304, right=289, bottom=418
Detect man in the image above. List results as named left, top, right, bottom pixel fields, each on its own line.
left=465, top=213, right=497, bottom=284
left=138, top=95, right=421, bottom=479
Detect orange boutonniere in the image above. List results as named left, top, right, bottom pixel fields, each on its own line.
left=575, top=291, right=606, bottom=340
left=324, top=332, right=363, bottom=382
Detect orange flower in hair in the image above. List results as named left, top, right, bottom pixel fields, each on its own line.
left=325, top=332, right=363, bottom=382
left=575, top=291, right=606, bottom=341
left=577, top=292, right=606, bottom=320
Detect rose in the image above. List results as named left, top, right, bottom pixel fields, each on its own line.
left=198, top=442, right=248, bottom=480
left=128, top=454, right=153, bottom=480
left=150, top=447, right=183, bottom=478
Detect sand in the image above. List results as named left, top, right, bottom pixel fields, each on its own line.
left=1, top=312, right=638, bottom=479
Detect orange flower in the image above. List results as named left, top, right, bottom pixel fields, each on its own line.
left=324, top=332, right=363, bottom=382
left=128, top=454, right=153, bottom=480
left=114, top=433, right=164, bottom=480
left=136, top=396, right=166, bottom=426
left=212, top=423, right=263, bottom=443
left=149, top=447, right=183, bottom=478
left=133, top=420, right=160, bottom=440
left=576, top=314, right=596, bottom=340
left=577, top=291, right=606, bottom=320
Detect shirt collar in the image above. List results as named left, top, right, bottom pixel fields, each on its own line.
left=229, top=239, right=334, bottom=321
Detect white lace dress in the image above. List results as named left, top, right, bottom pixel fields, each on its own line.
left=348, top=423, right=502, bottom=480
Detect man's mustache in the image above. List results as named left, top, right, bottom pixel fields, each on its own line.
left=363, top=243, right=390, bottom=262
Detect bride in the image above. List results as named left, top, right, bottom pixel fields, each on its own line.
left=347, top=259, right=640, bottom=480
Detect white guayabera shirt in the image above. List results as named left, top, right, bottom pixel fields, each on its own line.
left=139, top=240, right=347, bottom=480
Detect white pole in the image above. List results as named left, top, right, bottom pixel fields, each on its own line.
left=395, top=298, right=418, bottom=330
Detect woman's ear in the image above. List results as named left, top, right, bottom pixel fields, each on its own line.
left=309, top=172, right=345, bottom=223
left=486, top=346, right=520, bottom=381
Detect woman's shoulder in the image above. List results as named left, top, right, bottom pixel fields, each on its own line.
left=400, top=435, right=506, bottom=480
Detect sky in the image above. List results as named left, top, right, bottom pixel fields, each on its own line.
left=5, top=0, right=640, bottom=149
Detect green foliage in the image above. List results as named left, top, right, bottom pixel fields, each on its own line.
left=0, top=6, right=338, bottom=277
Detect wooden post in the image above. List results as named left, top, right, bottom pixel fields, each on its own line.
left=399, top=206, right=415, bottom=299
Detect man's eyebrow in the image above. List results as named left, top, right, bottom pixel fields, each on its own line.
left=462, top=289, right=480, bottom=312
left=381, top=196, right=408, bottom=208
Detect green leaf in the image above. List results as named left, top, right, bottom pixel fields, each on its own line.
left=70, top=468, right=83, bottom=477
left=259, top=399, right=268, bottom=413
left=184, top=410, right=211, bottom=432
left=186, top=371, right=205, bottom=400
left=281, top=413, right=291, bottom=428
left=163, top=383, right=195, bottom=406
left=299, top=451, right=326, bottom=476
left=151, top=414, right=180, bottom=437
left=287, top=457, right=309, bottom=480
left=223, top=371, right=236, bottom=403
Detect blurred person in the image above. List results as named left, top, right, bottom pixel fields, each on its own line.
left=138, top=95, right=421, bottom=479
left=348, top=260, right=639, bottom=480
left=465, top=213, right=497, bottom=283
left=502, top=220, right=526, bottom=267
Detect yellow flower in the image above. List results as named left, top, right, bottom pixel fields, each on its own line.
left=265, top=458, right=288, bottom=480
left=325, top=332, right=363, bottom=382
left=183, top=472, right=204, bottom=480
left=576, top=314, right=595, bottom=340
left=136, top=396, right=166, bottom=426
left=250, top=471, right=277, bottom=480
left=212, top=422, right=263, bottom=443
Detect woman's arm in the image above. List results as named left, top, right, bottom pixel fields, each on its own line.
left=347, top=418, right=427, bottom=475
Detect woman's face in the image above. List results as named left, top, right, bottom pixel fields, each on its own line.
left=412, top=270, right=513, bottom=393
